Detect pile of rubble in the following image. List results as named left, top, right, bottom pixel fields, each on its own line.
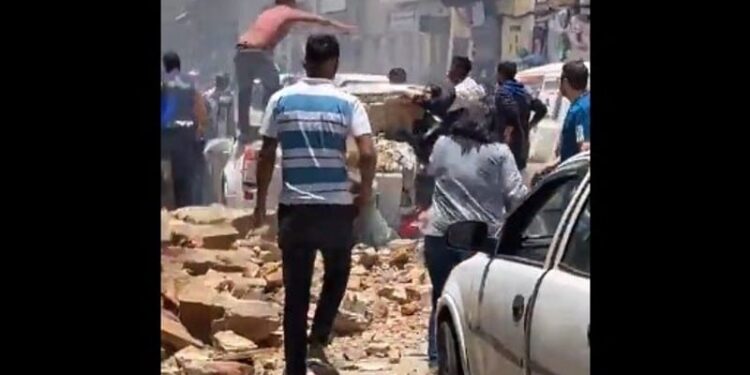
left=162, top=205, right=432, bottom=375
left=375, top=135, right=417, bottom=174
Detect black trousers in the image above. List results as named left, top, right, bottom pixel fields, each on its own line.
left=161, top=127, right=201, bottom=209
left=277, top=204, right=357, bottom=375
left=233, top=49, right=280, bottom=140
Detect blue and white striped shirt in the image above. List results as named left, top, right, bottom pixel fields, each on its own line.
left=260, top=78, right=372, bottom=205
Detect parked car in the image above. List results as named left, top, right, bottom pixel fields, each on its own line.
left=436, top=152, right=590, bottom=375
left=221, top=139, right=282, bottom=210
left=225, top=75, right=402, bottom=210
left=334, top=73, right=389, bottom=88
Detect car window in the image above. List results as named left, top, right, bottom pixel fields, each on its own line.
left=498, top=174, right=584, bottom=265
left=524, top=178, right=580, bottom=239
left=560, top=199, right=590, bottom=276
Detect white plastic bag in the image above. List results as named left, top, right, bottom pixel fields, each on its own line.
left=354, top=195, right=398, bottom=247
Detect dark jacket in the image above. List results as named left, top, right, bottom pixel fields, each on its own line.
left=423, top=83, right=456, bottom=121
left=161, top=73, right=197, bottom=130
left=500, top=80, right=548, bottom=169
left=412, top=84, right=457, bottom=164
left=493, top=85, right=524, bottom=170
left=502, top=81, right=548, bottom=135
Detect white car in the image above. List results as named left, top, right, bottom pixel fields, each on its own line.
left=227, top=73, right=392, bottom=209
left=437, top=152, right=590, bottom=375
left=256, top=73, right=388, bottom=91
left=221, top=139, right=282, bottom=210
left=334, top=73, right=389, bottom=87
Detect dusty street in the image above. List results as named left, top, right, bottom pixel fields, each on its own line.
left=162, top=206, right=435, bottom=375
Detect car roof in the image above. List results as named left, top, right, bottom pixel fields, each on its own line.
left=516, top=61, right=591, bottom=80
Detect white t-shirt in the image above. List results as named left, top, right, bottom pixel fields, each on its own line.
left=260, top=77, right=372, bottom=205
left=448, top=76, right=487, bottom=112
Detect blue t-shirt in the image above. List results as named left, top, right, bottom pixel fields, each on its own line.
left=560, top=92, right=590, bottom=162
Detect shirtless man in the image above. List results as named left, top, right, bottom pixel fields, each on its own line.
left=235, top=0, right=355, bottom=142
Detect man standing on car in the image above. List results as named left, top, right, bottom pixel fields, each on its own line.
left=235, top=0, right=356, bottom=143
left=161, top=51, right=208, bottom=209
left=253, top=34, right=376, bottom=375
left=496, top=61, right=548, bottom=172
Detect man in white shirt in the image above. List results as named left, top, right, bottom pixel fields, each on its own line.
left=254, top=34, right=376, bottom=375
left=446, top=56, right=486, bottom=113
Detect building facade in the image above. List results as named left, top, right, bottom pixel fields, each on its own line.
left=440, top=0, right=590, bottom=72
left=533, top=0, right=590, bottom=64
left=161, top=0, right=590, bottom=86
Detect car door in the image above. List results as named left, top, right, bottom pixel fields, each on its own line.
left=470, top=170, right=586, bottom=375
left=528, top=186, right=590, bottom=375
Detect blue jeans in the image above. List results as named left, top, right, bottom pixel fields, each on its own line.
left=424, top=235, right=497, bottom=365
left=424, top=235, right=474, bottom=365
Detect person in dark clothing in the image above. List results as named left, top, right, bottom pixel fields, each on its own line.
left=496, top=61, right=548, bottom=172
left=161, top=51, right=208, bottom=209
left=407, top=83, right=456, bottom=157
left=400, top=83, right=458, bottom=208
left=388, top=67, right=407, bottom=83
left=422, top=83, right=456, bottom=120
left=491, top=80, right=522, bottom=168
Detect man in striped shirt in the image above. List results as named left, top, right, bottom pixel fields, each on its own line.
left=254, top=34, right=376, bottom=375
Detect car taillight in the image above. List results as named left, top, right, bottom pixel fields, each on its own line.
left=242, top=146, right=256, bottom=173
left=244, top=190, right=255, bottom=200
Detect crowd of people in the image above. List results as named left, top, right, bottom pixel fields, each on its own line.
left=161, top=1, right=590, bottom=374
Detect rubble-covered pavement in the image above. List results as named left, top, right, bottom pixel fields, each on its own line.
left=162, top=205, right=433, bottom=375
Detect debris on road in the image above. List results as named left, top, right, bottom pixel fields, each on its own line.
left=162, top=206, right=432, bottom=374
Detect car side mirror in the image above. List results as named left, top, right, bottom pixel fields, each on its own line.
left=446, top=221, right=490, bottom=253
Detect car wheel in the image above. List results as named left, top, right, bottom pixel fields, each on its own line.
left=438, top=319, right=463, bottom=375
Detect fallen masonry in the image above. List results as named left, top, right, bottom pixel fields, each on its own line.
left=162, top=207, right=432, bottom=375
